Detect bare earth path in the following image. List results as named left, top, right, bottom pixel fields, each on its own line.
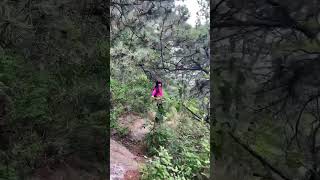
left=110, top=113, right=153, bottom=180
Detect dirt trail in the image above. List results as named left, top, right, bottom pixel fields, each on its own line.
left=110, top=139, right=140, bottom=180
left=110, top=113, right=153, bottom=180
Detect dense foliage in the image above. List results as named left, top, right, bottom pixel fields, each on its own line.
left=0, top=0, right=108, bottom=179
left=142, top=118, right=210, bottom=180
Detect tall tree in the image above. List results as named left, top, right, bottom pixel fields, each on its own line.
left=111, top=0, right=210, bottom=119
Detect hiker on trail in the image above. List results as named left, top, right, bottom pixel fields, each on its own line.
left=151, top=80, right=165, bottom=124
left=151, top=80, right=163, bottom=99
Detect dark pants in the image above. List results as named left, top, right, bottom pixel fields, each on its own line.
left=155, top=100, right=164, bottom=123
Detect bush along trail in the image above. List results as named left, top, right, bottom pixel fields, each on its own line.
left=110, top=77, right=210, bottom=180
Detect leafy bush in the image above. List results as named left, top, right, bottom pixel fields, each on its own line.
left=146, top=125, right=175, bottom=156
left=111, top=75, right=153, bottom=135
left=141, top=146, right=178, bottom=180
left=141, top=140, right=209, bottom=180
left=142, top=117, right=210, bottom=179
left=163, top=94, right=182, bottom=116
left=111, top=75, right=152, bottom=113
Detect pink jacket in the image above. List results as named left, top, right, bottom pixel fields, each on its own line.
left=152, top=87, right=163, bottom=97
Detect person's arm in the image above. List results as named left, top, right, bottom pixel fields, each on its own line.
left=151, top=88, right=156, bottom=98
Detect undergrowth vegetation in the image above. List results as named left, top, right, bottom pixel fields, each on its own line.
left=110, top=75, right=153, bottom=134
left=0, top=49, right=107, bottom=178
left=142, top=116, right=210, bottom=180
left=110, top=72, right=210, bottom=179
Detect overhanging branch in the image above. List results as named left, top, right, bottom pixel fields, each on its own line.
left=228, top=132, right=291, bottom=180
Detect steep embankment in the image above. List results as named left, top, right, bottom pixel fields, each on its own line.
left=110, top=113, right=153, bottom=180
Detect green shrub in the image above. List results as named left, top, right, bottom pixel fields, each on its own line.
left=141, top=146, right=179, bottom=180
left=111, top=75, right=152, bottom=113
left=146, top=125, right=175, bottom=156
left=111, top=75, right=153, bottom=135
left=141, top=140, right=209, bottom=180
left=142, top=118, right=210, bottom=179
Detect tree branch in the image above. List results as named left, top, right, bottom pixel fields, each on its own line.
left=228, top=132, right=291, bottom=180
left=182, top=103, right=208, bottom=123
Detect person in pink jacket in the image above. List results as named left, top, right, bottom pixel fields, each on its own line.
left=151, top=80, right=163, bottom=98
left=151, top=80, right=165, bottom=123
